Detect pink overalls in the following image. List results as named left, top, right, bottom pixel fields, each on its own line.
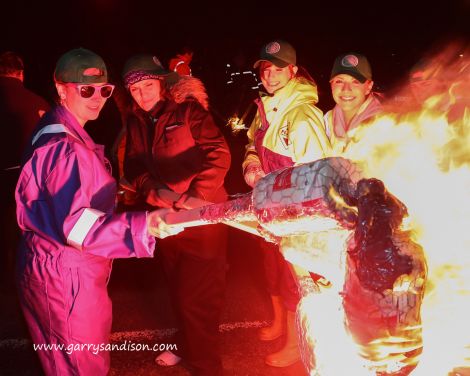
left=16, top=106, right=156, bottom=375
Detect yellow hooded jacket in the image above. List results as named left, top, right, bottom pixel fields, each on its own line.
left=243, top=76, right=331, bottom=174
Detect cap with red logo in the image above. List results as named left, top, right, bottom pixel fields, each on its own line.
left=330, top=53, right=372, bottom=83
left=54, top=48, right=108, bottom=84
left=253, top=40, right=297, bottom=69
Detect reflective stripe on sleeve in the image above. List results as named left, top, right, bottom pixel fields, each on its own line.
left=32, top=124, right=66, bottom=145
left=32, top=124, right=77, bottom=145
left=67, top=208, right=105, bottom=248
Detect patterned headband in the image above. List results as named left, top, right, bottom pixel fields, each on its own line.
left=124, top=71, right=161, bottom=87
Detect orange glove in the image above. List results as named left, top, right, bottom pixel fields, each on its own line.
left=244, top=162, right=266, bottom=188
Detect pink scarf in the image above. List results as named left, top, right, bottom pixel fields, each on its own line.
left=332, top=94, right=383, bottom=138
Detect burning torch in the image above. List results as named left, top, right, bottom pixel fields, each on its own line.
left=165, top=157, right=363, bottom=237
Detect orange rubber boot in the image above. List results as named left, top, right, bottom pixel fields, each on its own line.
left=265, top=310, right=301, bottom=367
left=259, top=295, right=286, bottom=341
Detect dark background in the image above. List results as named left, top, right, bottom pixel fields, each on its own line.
left=2, top=0, right=468, bottom=101
left=1, top=0, right=469, bottom=193
left=0, top=3, right=469, bottom=374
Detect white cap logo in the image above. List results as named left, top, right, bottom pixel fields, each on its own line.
left=341, top=54, right=359, bottom=67
left=266, top=42, right=281, bottom=55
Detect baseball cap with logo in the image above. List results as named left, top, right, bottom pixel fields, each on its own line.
left=54, top=48, right=108, bottom=84
left=253, top=40, right=297, bottom=69
left=330, top=53, right=372, bottom=83
left=122, top=54, right=172, bottom=87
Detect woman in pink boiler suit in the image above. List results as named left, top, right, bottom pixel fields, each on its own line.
left=15, top=48, right=180, bottom=376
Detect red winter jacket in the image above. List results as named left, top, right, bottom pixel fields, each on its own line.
left=124, top=77, right=231, bottom=204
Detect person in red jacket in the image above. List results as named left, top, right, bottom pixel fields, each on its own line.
left=122, top=54, right=231, bottom=375
left=16, top=48, right=179, bottom=376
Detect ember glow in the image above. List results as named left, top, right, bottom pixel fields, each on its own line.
left=227, top=115, right=248, bottom=133
left=283, top=43, right=470, bottom=375
left=343, top=51, right=470, bottom=376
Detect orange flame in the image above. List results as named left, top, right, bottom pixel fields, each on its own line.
left=284, top=41, right=470, bottom=375
left=344, top=43, right=470, bottom=375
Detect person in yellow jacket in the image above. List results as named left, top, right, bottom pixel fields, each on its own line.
left=242, top=39, right=331, bottom=367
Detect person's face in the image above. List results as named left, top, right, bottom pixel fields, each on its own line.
left=56, top=82, right=112, bottom=126
left=129, top=79, right=162, bottom=112
left=330, top=74, right=373, bottom=115
left=410, top=78, right=445, bottom=103
left=260, top=62, right=297, bottom=94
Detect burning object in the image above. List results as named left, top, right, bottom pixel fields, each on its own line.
left=340, top=178, right=427, bottom=375
left=166, top=157, right=362, bottom=236
left=166, top=157, right=427, bottom=375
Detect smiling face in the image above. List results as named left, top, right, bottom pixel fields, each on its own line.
left=128, top=78, right=162, bottom=112
left=330, top=74, right=373, bottom=117
left=259, top=61, right=297, bottom=94
left=56, top=83, right=110, bottom=126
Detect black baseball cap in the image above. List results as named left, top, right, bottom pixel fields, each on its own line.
left=54, top=48, right=107, bottom=84
left=253, top=40, right=296, bottom=69
left=330, top=53, right=372, bottom=83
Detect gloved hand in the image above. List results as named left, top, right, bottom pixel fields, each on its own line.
left=173, top=192, right=192, bottom=210
left=244, top=162, right=266, bottom=188
left=146, top=208, right=184, bottom=238
left=146, top=188, right=177, bottom=208
left=173, top=190, right=208, bottom=210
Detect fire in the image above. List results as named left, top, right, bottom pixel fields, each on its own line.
left=227, top=115, right=248, bottom=133
left=285, top=230, right=375, bottom=375
left=282, top=42, right=470, bottom=375
left=342, top=48, right=470, bottom=376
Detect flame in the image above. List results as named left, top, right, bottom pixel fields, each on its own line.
left=283, top=42, right=470, bottom=375
left=227, top=115, right=248, bottom=133
left=286, top=230, right=375, bottom=375
left=342, top=45, right=470, bottom=376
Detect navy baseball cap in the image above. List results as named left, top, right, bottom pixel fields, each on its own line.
left=253, top=40, right=296, bottom=69
left=331, top=53, right=372, bottom=83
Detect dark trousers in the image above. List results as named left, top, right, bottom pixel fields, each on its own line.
left=158, top=224, right=227, bottom=376
left=260, top=240, right=300, bottom=312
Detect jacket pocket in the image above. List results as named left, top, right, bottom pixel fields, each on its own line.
left=164, top=121, right=183, bottom=131
left=162, top=122, right=193, bottom=147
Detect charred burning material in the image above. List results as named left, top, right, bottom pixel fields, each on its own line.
left=166, top=157, right=427, bottom=373
left=347, top=178, right=414, bottom=293
left=167, top=157, right=426, bottom=295
left=340, top=177, right=427, bottom=375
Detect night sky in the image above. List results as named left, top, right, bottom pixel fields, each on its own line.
left=1, top=0, right=469, bottom=109
left=1, top=0, right=469, bottom=194
left=0, top=0, right=470, bottom=83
